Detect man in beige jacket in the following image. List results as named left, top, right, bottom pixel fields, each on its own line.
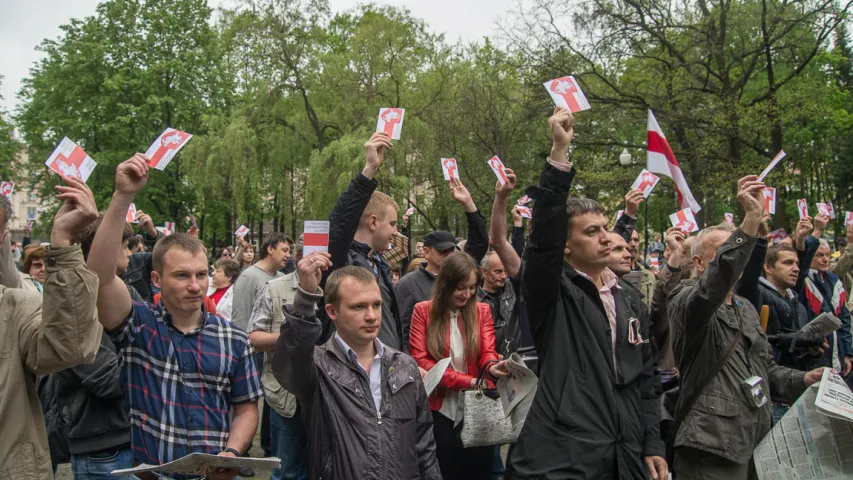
left=0, top=175, right=102, bottom=480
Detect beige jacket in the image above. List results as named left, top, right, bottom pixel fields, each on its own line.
left=0, top=245, right=102, bottom=480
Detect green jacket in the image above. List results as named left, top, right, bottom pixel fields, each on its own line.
left=668, top=228, right=806, bottom=464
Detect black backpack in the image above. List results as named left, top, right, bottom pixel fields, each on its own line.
left=38, top=374, right=70, bottom=465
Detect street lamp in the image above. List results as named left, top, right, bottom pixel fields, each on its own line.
left=619, top=148, right=633, bottom=166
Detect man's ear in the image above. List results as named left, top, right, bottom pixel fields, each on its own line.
left=151, top=270, right=162, bottom=289
left=325, top=303, right=338, bottom=322
left=367, top=215, right=378, bottom=232
left=692, top=255, right=703, bottom=274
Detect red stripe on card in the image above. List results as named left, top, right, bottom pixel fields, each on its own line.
left=304, top=232, right=329, bottom=246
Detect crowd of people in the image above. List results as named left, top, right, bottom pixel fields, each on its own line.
left=2, top=106, right=852, bottom=480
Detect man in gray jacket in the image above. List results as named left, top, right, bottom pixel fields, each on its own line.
left=668, top=175, right=822, bottom=479
left=272, top=252, right=441, bottom=480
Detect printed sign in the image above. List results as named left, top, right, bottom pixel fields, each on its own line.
left=517, top=195, right=531, bottom=206
left=768, top=228, right=788, bottom=244
left=724, top=213, right=734, bottom=224
left=235, top=225, right=250, bottom=238
left=441, top=158, right=460, bottom=180
left=488, top=156, right=509, bottom=185
left=630, top=169, right=661, bottom=198
left=846, top=211, right=853, bottom=227
left=797, top=199, right=809, bottom=219
left=544, top=76, right=591, bottom=113
left=669, top=208, right=699, bottom=233
left=145, top=128, right=193, bottom=171
left=45, top=137, right=97, bottom=182
left=303, top=220, right=330, bottom=256
left=126, top=203, right=138, bottom=224
left=376, top=108, right=405, bottom=140
left=405, top=207, right=415, bottom=216
left=0, top=181, right=14, bottom=197
left=757, top=150, right=787, bottom=182
left=816, top=203, right=836, bottom=219
left=517, top=206, right=532, bottom=219
left=763, top=187, right=776, bottom=215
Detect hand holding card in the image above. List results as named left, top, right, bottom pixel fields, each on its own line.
left=441, top=158, right=460, bottom=180
left=630, top=169, right=660, bottom=198
left=45, top=138, right=98, bottom=182
left=544, top=76, right=591, bottom=113
left=376, top=108, right=405, bottom=140
left=304, top=221, right=330, bottom=256
left=669, top=208, right=699, bottom=233
left=488, top=156, right=509, bottom=185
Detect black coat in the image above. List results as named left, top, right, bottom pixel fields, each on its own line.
left=507, top=163, right=663, bottom=479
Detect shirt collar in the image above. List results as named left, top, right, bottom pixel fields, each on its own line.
left=334, top=332, right=385, bottom=364
left=575, top=267, right=620, bottom=291
left=157, top=301, right=211, bottom=332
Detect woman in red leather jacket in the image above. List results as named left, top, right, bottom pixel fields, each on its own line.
left=409, top=252, right=509, bottom=480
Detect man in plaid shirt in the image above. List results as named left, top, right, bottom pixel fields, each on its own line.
left=87, top=154, right=262, bottom=480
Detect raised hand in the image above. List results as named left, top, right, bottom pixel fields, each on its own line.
left=135, top=210, right=158, bottom=237
left=297, top=251, right=332, bottom=294
left=495, top=168, right=517, bottom=198
left=511, top=205, right=523, bottom=227
left=813, top=213, right=829, bottom=238
left=363, top=132, right=393, bottom=179
left=51, top=175, right=99, bottom=248
left=757, top=212, right=772, bottom=239
left=548, top=106, right=574, bottom=164
left=116, top=154, right=150, bottom=197
left=624, top=189, right=644, bottom=217
left=449, top=178, right=476, bottom=213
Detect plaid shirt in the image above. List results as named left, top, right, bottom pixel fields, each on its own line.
left=110, top=302, right=262, bottom=471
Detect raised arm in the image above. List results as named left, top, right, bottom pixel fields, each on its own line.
left=323, top=133, right=390, bottom=285
left=650, top=228, right=685, bottom=350
left=735, top=215, right=770, bottom=309
left=521, top=107, right=576, bottom=326
left=613, top=189, right=643, bottom=244
left=87, top=154, right=149, bottom=331
left=135, top=210, right=163, bottom=248
left=20, top=175, right=101, bottom=374
left=510, top=207, right=525, bottom=257
left=793, top=216, right=817, bottom=293
left=489, top=168, right=522, bottom=280
left=448, top=178, right=488, bottom=263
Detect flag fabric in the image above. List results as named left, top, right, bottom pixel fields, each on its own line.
left=647, top=110, right=701, bottom=214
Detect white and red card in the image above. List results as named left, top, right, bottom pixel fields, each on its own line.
left=846, top=211, right=853, bottom=226
left=650, top=256, right=660, bottom=267
left=303, top=220, right=330, bottom=256
left=235, top=225, right=250, bottom=239
left=145, top=128, right=193, bottom=171
left=669, top=208, right=699, bottom=233
left=816, top=202, right=836, bottom=219
left=190, top=215, right=198, bottom=229
left=517, top=206, right=532, bottom=219
left=616, top=210, right=624, bottom=221
left=376, top=108, right=405, bottom=140
left=797, top=199, right=809, bottom=219
left=768, top=228, right=788, bottom=244
left=126, top=203, right=138, bottom=224
left=441, top=158, right=460, bottom=180
left=517, top=195, right=531, bottom=206
left=630, top=169, right=661, bottom=198
left=757, top=150, right=787, bottom=182
left=405, top=207, right=415, bottom=216
left=26, top=220, right=34, bottom=230
left=763, top=187, right=776, bottom=215
left=163, top=222, right=176, bottom=236
left=488, top=156, right=509, bottom=185
left=45, top=137, right=97, bottom=182
left=724, top=212, right=734, bottom=224
left=544, top=76, right=591, bottom=113
left=0, top=181, right=14, bottom=197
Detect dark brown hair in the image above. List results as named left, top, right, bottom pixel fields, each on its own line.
left=427, top=252, right=481, bottom=361
left=214, top=258, right=242, bottom=284
left=22, top=245, right=46, bottom=273
left=152, top=233, right=207, bottom=273
left=326, top=266, right=378, bottom=308
left=765, top=244, right=798, bottom=268
left=76, top=212, right=135, bottom=260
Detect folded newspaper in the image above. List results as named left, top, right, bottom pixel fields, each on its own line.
left=111, top=453, right=280, bottom=476
left=496, top=353, right=539, bottom=431
left=798, top=312, right=841, bottom=343
left=754, top=368, right=853, bottom=479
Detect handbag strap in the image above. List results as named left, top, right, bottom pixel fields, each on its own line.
left=671, top=306, right=742, bottom=437
left=474, top=360, right=499, bottom=390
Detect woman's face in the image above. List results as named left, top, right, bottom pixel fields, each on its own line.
left=242, top=248, right=255, bottom=263
left=212, top=267, right=230, bottom=289
left=451, top=271, right=478, bottom=309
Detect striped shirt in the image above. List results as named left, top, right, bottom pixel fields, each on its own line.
left=109, top=302, right=262, bottom=474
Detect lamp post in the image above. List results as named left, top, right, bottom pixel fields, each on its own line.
left=618, top=148, right=632, bottom=167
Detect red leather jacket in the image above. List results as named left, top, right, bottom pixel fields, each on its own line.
left=409, top=300, right=500, bottom=411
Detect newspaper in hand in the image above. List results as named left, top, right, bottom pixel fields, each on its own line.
left=815, top=367, right=853, bottom=422
left=423, top=357, right=451, bottom=397
left=496, top=353, right=538, bottom=420
left=111, top=453, right=280, bottom=476
left=798, top=312, right=841, bottom=344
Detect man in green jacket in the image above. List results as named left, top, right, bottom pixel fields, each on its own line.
left=668, top=175, right=823, bottom=479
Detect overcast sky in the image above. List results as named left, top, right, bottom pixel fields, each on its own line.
left=0, top=0, right=516, bottom=115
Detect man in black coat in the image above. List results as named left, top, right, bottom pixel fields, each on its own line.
left=507, top=107, right=665, bottom=479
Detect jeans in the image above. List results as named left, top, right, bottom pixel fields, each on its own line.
left=71, top=446, right=134, bottom=480
left=269, top=408, right=307, bottom=480
left=772, top=402, right=790, bottom=425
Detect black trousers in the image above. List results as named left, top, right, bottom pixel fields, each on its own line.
left=432, top=411, right=492, bottom=480
left=254, top=352, right=271, bottom=455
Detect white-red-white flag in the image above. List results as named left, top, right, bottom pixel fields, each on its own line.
left=763, top=187, right=776, bottom=215
left=517, top=206, right=532, bottom=219
left=517, top=195, right=531, bottom=206
left=126, top=203, right=138, bottom=224
left=669, top=208, right=699, bottom=233
left=768, top=228, right=788, bottom=244
left=647, top=111, right=701, bottom=214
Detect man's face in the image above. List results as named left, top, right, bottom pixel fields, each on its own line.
left=482, top=255, right=507, bottom=291
left=693, top=231, right=730, bottom=276
left=812, top=247, right=831, bottom=272
left=325, top=278, right=382, bottom=347
left=29, top=259, right=46, bottom=284
left=607, top=233, right=633, bottom=276
left=565, top=213, right=611, bottom=270
left=267, top=242, right=291, bottom=268
left=151, top=249, right=209, bottom=315
left=371, top=206, right=398, bottom=251
left=415, top=242, right=424, bottom=257
left=629, top=231, right=640, bottom=257
left=423, top=246, right=453, bottom=271
left=116, top=240, right=132, bottom=276
left=765, top=251, right=800, bottom=289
